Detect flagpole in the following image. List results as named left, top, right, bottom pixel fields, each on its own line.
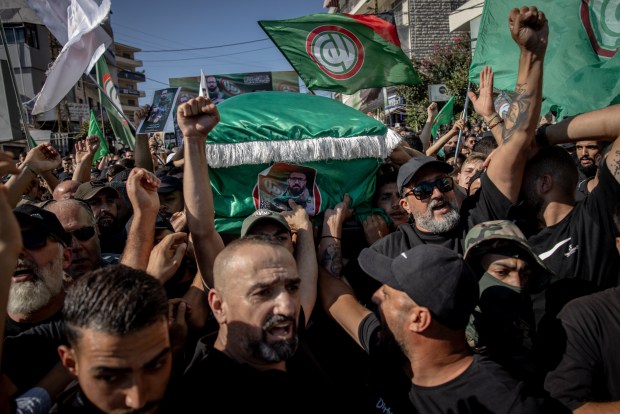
left=454, top=81, right=471, bottom=158
left=0, top=16, right=34, bottom=150
left=87, top=73, right=137, bottom=133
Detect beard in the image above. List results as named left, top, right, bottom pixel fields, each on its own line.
left=246, top=314, right=298, bottom=363
left=8, top=252, right=64, bottom=315
left=412, top=197, right=461, bottom=234
left=577, top=159, right=597, bottom=178
left=97, top=211, right=117, bottom=229
left=289, top=185, right=304, bottom=196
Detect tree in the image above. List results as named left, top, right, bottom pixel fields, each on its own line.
left=398, top=33, right=473, bottom=131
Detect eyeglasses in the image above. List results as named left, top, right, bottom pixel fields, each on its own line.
left=402, top=176, right=454, bottom=201
left=67, top=226, right=96, bottom=241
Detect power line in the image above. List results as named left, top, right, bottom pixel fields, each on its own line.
left=140, top=38, right=270, bottom=53
left=142, top=46, right=276, bottom=63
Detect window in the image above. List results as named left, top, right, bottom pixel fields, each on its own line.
left=2, top=24, right=39, bottom=48
left=128, top=99, right=136, bottom=106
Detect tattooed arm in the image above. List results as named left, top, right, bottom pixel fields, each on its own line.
left=543, top=104, right=620, bottom=183
left=485, top=6, right=548, bottom=203
left=317, top=194, right=353, bottom=277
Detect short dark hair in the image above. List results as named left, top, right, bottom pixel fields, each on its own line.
left=117, top=158, right=135, bottom=169
left=63, top=264, right=168, bottom=346
left=472, top=135, right=498, bottom=157
left=525, top=145, right=578, bottom=197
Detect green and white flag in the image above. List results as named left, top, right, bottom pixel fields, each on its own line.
left=431, top=96, right=455, bottom=138
left=470, top=0, right=620, bottom=119
left=96, top=57, right=136, bottom=149
left=206, top=91, right=402, bottom=233
left=88, top=109, right=109, bottom=163
left=259, top=13, right=420, bottom=94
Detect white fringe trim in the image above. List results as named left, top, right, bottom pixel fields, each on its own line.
left=207, top=129, right=402, bottom=168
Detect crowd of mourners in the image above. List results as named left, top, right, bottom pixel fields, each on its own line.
left=0, top=6, right=618, bottom=414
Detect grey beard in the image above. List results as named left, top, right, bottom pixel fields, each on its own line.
left=249, top=314, right=298, bottom=363
left=413, top=198, right=461, bottom=234
left=8, top=252, right=64, bottom=315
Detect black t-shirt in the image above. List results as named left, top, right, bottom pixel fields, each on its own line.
left=358, top=314, right=549, bottom=414
left=3, top=314, right=66, bottom=392
left=527, top=161, right=620, bottom=289
left=544, top=287, right=620, bottom=411
left=368, top=172, right=514, bottom=257
left=409, top=354, right=548, bottom=413
left=178, top=332, right=367, bottom=413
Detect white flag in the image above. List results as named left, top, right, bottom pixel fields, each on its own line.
left=28, top=0, right=112, bottom=115
left=199, top=69, right=210, bottom=99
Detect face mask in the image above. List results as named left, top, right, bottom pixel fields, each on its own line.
left=478, top=271, right=525, bottom=295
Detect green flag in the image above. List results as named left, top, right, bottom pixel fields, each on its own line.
left=431, top=96, right=455, bottom=138
left=206, top=91, right=402, bottom=233
left=259, top=13, right=420, bottom=94
left=96, top=57, right=136, bottom=149
left=470, top=0, right=620, bottom=119
left=89, top=110, right=109, bottom=163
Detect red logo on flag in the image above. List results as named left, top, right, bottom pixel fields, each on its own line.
left=306, top=25, right=365, bottom=80
left=580, top=0, right=618, bottom=58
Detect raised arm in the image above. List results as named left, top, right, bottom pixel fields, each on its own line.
left=0, top=152, right=21, bottom=364
left=5, top=143, right=60, bottom=207
left=420, top=102, right=438, bottom=152
left=542, top=104, right=620, bottom=184
left=133, top=105, right=155, bottom=172
left=484, top=6, right=548, bottom=203
left=425, top=119, right=464, bottom=157
left=281, top=200, right=317, bottom=325
left=179, top=96, right=225, bottom=290
left=317, top=194, right=372, bottom=348
left=120, top=168, right=161, bottom=270
left=72, top=135, right=100, bottom=183
left=468, top=66, right=503, bottom=146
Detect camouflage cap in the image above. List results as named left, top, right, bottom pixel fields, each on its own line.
left=464, top=220, right=552, bottom=293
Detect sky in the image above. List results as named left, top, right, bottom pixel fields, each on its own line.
left=110, top=1, right=327, bottom=105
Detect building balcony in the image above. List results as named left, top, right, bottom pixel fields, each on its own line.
left=118, top=70, right=145, bottom=82
left=119, top=88, right=141, bottom=96
left=116, top=55, right=143, bottom=68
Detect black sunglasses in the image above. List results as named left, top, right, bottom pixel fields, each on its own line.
left=67, top=226, right=96, bottom=242
left=21, top=230, right=66, bottom=250
left=403, top=176, right=454, bottom=201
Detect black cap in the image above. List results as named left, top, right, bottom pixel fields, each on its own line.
left=358, top=245, right=479, bottom=329
left=157, top=176, right=183, bottom=194
left=14, top=204, right=71, bottom=247
left=396, top=156, right=453, bottom=196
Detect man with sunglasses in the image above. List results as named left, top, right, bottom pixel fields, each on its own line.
left=366, top=6, right=548, bottom=259
left=3, top=204, right=73, bottom=393
left=46, top=199, right=103, bottom=280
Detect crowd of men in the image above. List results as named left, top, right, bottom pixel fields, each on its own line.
left=0, top=5, right=618, bottom=414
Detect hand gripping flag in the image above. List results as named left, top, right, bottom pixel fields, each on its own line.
left=204, top=91, right=402, bottom=233
left=259, top=13, right=420, bottom=94
left=28, top=0, right=112, bottom=115
left=96, top=57, right=136, bottom=150
left=88, top=110, right=109, bottom=163
left=470, top=0, right=620, bottom=119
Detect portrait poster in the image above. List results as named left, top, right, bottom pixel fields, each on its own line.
left=252, top=162, right=321, bottom=216
left=137, top=88, right=180, bottom=134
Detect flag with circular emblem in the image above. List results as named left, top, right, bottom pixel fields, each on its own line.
left=259, top=13, right=420, bottom=94
left=470, top=0, right=620, bottom=119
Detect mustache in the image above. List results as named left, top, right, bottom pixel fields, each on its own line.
left=263, top=314, right=296, bottom=331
